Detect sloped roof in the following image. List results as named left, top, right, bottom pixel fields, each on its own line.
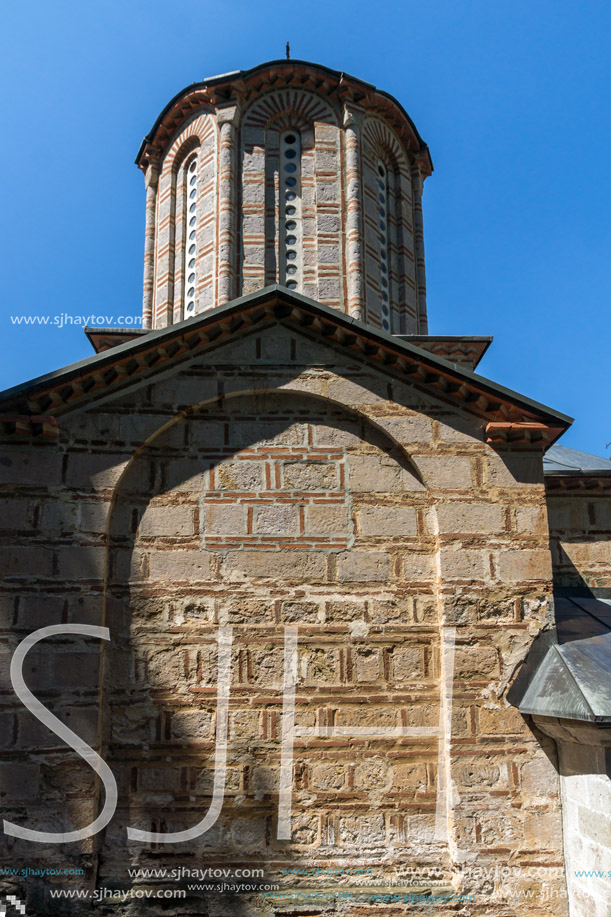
left=508, top=596, right=611, bottom=723
left=544, top=444, right=611, bottom=476
left=0, top=285, right=572, bottom=444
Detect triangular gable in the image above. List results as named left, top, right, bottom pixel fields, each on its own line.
left=0, top=286, right=572, bottom=445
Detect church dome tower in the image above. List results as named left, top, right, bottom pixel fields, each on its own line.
left=137, top=60, right=433, bottom=335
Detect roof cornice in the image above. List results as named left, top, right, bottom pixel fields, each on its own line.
left=0, top=286, right=572, bottom=446
left=136, top=59, right=433, bottom=176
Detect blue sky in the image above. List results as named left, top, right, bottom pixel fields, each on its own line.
left=0, top=0, right=609, bottom=456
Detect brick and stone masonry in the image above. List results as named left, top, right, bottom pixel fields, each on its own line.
left=0, top=321, right=570, bottom=915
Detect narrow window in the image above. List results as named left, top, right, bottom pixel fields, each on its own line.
left=184, top=157, right=198, bottom=315
left=280, top=131, right=302, bottom=291
left=377, top=160, right=390, bottom=331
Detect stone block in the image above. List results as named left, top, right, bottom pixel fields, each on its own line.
left=202, top=503, right=248, bottom=536
left=515, top=505, right=548, bottom=535
left=58, top=546, right=106, bottom=579
left=578, top=806, right=611, bottom=849
left=339, top=814, right=386, bottom=846
left=41, top=501, right=79, bottom=532
left=149, top=549, right=214, bottom=581
left=228, top=420, right=304, bottom=450
left=326, top=599, right=367, bottom=622
left=282, top=461, right=338, bottom=491
left=414, top=455, right=473, bottom=489
left=213, top=460, right=264, bottom=491
left=403, top=552, right=436, bottom=581
left=439, top=545, right=487, bottom=580
left=50, top=652, right=100, bottom=688
left=170, top=709, right=213, bottom=741
left=327, top=377, right=387, bottom=406
left=378, top=414, right=433, bottom=445
left=497, top=548, right=552, bottom=582
left=310, top=763, right=346, bottom=790
left=520, top=755, right=560, bottom=798
left=347, top=455, right=402, bottom=492
left=360, top=505, right=417, bottom=536
left=140, top=766, right=181, bottom=792
left=222, top=550, right=326, bottom=581
left=0, top=547, right=53, bottom=577
left=138, top=504, right=195, bottom=537
left=66, top=453, right=130, bottom=490
left=335, top=706, right=398, bottom=728
left=436, top=502, right=504, bottom=534
left=152, top=376, right=218, bottom=407
left=406, top=814, right=436, bottom=844
left=393, top=762, right=427, bottom=792
left=312, top=421, right=361, bottom=447
left=337, top=550, right=390, bottom=582
left=279, top=601, right=321, bottom=623
left=79, top=501, right=111, bottom=533
left=486, top=450, right=544, bottom=487
left=354, top=757, right=394, bottom=791
left=0, top=498, right=32, bottom=530
left=354, top=648, right=381, bottom=682
left=218, top=598, right=273, bottom=624
left=479, top=703, right=528, bottom=735
left=253, top=503, right=300, bottom=535
left=454, top=761, right=501, bottom=789
left=302, top=646, right=340, bottom=684
left=229, top=816, right=266, bottom=851
left=391, top=647, right=424, bottom=681
left=436, top=415, right=484, bottom=444
left=454, top=647, right=499, bottom=680
left=306, top=503, right=351, bottom=535
left=0, top=453, right=61, bottom=486
left=0, top=763, right=40, bottom=799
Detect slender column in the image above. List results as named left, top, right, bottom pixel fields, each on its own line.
left=142, top=158, right=159, bottom=330
left=343, top=106, right=365, bottom=321
left=217, top=105, right=240, bottom=306
left=411, top=161, right=428, bottom=333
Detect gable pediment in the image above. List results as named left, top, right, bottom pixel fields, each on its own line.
left=0, top=286, right=572, bottom=446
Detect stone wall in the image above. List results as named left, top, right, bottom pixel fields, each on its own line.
left=547, top=486, right=611, bottom=592
left=0, top=323, right=568, bottom=914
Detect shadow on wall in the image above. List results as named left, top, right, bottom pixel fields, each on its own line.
left=99, top=390, right=433, bottom=914
left=0, top=468, right=104, bottom=914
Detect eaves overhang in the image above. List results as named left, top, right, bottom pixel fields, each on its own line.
left=0, top=285, right=572, bottom=444
left=135, top=58, right=433, bottom=176
left=544, top=444, right=611, bottom=492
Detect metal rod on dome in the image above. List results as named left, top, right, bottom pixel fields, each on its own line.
left=286, top=41, right=290, bottom=60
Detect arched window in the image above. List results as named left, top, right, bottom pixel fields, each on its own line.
left=377, top=160, right=391, bottom=331
left=184, top=156, right=198, bottom=315
left=280, top=131, right=302, bottom=291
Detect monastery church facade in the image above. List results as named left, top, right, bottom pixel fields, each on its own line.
left=0, top=60, right=610, bottom=917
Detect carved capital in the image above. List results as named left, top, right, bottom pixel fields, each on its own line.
left=342, top=104, right=365, bottom=130
left=216, top=104, right=241, bottom=128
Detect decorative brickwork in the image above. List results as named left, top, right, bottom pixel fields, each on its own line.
left=139, top=62, right=431, bottom=332
left=153, top=112, right=217, bottom=327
